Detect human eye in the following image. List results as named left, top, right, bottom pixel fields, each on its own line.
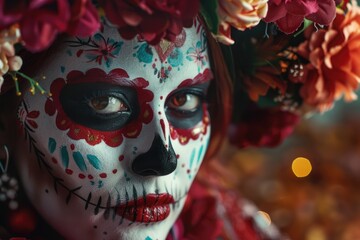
left=167, top=92, right=200, bottom=113
left=165, top=85, right=208, bottom=129
left=60, top=83, right=139, bottom=131
left=89, top=96, right=129, bottom=115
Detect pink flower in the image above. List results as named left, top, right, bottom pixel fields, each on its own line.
left=99, top=0, right=200, bottom=45
left=0, top=0, right=100, bottom=52
left=264, top=0, right=337, bottom=34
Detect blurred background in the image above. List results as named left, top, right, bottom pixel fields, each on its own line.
left=220, top=97, right=360, bottom=240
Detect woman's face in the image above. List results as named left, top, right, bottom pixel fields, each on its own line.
left=12, top=19, right=212, bottom=239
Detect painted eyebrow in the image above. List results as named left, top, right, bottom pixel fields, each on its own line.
left=177, top=68, right=214, bottom=88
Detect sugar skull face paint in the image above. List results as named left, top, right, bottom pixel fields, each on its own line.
left=14, top=18, right=212, bottom=239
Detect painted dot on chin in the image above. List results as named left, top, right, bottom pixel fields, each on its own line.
left=119, top=155, right=124, bottom=161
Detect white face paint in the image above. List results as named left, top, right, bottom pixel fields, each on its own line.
left=14, top=18, right=212, bottom=239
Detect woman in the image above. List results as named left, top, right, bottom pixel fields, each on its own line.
left=0, top=0, right=282, bottom=238
left=1, top=0, right=354, bottom=239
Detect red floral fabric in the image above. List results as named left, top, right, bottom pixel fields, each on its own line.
left=166, top=177, right=281, bottom=240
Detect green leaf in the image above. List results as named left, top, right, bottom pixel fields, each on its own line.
left=200, top=0, right=219, bottom=34
left=294, top=19, right=313, bottom=38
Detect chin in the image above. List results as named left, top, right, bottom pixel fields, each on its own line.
left=54, top=199, right=185, bottom=240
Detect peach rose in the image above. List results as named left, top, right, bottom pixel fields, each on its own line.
left=0, top=25, right=22, bottom=92
left=215, top=0, right=268, bottom=45
left=296, top=3, right=360, bottom=112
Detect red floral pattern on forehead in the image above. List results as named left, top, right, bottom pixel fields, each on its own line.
left=44, top=68, right=154, bottom=147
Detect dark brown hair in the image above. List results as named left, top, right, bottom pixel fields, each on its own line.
left=204, top=33, right=233, bottom=160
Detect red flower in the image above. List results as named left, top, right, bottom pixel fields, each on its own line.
left=99, top=0, right=200, bottom=45
left=229, top=108, right=300, bottom=148
left=295, top=3, right=360, bottom=111
left=0, top=0, right=99, bottom=52
left=264, top=0, right=337, bottom=34
left=45, top=68, right=154, bottom=147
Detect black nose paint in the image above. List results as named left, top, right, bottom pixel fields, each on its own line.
left=132, top=135, right=177, bottom=176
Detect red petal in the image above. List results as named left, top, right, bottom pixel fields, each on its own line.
left=45, top=99, right=56, bottom=116
left=27, top=119, right=38, bottom=129
left=27, top=110, right=40, bottom=118
left=275, top=14, right=304, bottom=34
left=306, top=0, right=336, bottom=25
left=285, top=0, right=319, bottom=16
left=264, top=1, right=287, bottom=22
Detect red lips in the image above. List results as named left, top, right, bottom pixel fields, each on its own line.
left=116, top=193, right=175, bottom=223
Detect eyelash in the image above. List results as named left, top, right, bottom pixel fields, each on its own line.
left=83, top=92, right=128, bottom=110
left=166, top=89, right=206, bottom=115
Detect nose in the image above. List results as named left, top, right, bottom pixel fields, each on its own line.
left=132, top=134, right=177, bottom=176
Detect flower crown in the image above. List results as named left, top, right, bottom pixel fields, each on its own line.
left=0, top=0, right=359, bottom=147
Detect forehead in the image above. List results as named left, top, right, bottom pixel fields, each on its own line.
left=40, top=19, right=211, bottom=91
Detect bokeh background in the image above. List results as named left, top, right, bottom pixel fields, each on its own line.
left=221, top=97, right=360, bottom=240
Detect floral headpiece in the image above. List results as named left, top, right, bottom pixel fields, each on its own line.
left=0, top=0, right=359, bottom=147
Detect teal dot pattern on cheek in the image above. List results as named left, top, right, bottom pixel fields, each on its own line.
left=54, top=143, right=110, bottom=187
left=87, top=154, right=103, bottom=170
left=72, top=151, right=87, bottom=172
left=197, top=144, right=204, bottom=165
left=185, top=144, right=206, bottom=180
left=48, top=138, right=56, bottom=153
left=60, top=146, right=70, bottom=168
left=189, top=149, right=196, bottom=172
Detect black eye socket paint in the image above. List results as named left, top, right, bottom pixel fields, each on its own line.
left=60, top=82, right=139, bottom=131
left=165, top=82, right=210, bottom=129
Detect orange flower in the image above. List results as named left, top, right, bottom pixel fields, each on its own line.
left=296, top=3, right=360, bottom=112
left=215, top=0, right=268, bottom=45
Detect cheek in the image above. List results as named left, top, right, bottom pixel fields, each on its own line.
left=18, top=99, right=128, bottom=192
left=169, top=106, right=211, bottom=179
left=169, top=104, right=210, bottom=145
